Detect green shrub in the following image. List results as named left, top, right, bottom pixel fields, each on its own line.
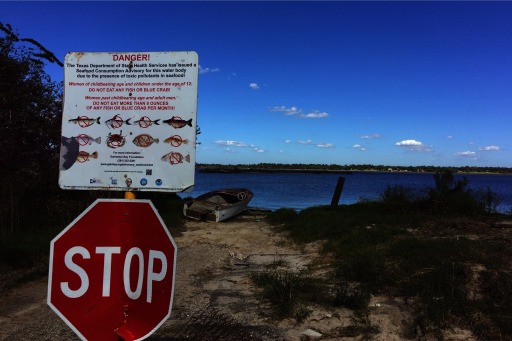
left=250, top=270, right=319, bottom=317
left=335, top=246, right=386, bottom=285
left=427, top=170, right=487, bottom=215
left=475, top=186, right=502, bottom=214
left=380, top=185, right=418, bottom=205
left=336, top=310, right=380, bottom=340
left=475, top=270, right=512, bottom=338
left=332, top=281, right=371, bottom=311
left=266, top=207, right=298, bottom=226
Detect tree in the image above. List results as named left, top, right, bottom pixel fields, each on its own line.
left=0, top=22, right=63, bottom=234
left=433, top=170, right=468, bottom=194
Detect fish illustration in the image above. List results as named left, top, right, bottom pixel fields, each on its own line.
left=75, top=134, right=101, bottom=146
left=134, top=116, right=160, bottom=127
left=105, top=114, right=131, bottom=129
left=132, top=134, right=159, bottom=148
left=161, top=152, right=191, bottom=165
left=162, top=116, right=193, bottom=129
left=76, top=151, right=98, bottom=163
left=68, top=116, right=100, bottom=127
left=164, top=135, right=189, bottom=147
left=106, top=131, right=126, bottom=148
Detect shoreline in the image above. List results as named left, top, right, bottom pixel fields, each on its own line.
left=198, top=166, right=512, bottom=176
left=198, top=167, right=353, bottom=174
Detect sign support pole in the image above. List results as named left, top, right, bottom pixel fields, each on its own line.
left=122, top=189, right=137, bottom=340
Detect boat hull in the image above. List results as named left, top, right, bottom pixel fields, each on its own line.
left=183, top=188, right=253, bottom=222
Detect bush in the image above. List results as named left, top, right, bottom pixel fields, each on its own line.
left=333, top=281, right=371, bottom=311
left=475, top=186, right=502, bottom=214
left=266, top=207, right=298, bottom=226
left=427, top=170, right=486, bottom=215
left=380, top=185, right=418, bottom=205
left=251, top=270, right=319, bottom=318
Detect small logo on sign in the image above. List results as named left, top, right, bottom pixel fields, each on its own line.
left=146, top=169, right=152, bottom=175
left=155, top=179, right=162, bottom=186
left=110, top=177, right=118, bottom=185
left=90, top=178, right=102, bottom=184
left=140, top=178, right=148, bottom=186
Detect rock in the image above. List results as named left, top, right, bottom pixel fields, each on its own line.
left=301, top=328, right=322, bottom=339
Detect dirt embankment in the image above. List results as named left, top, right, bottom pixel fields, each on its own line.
left=0, top=210, right=476, bottom=340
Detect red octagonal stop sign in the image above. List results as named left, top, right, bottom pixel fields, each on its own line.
left=48, top=199, right=177, bottom=341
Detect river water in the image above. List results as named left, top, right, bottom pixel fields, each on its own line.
left=178, top=171, right=512, bottom=213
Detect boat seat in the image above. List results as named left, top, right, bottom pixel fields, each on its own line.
left=206, top=195, right=229, bottom=204
left=189, top=201, right=218, bottom=211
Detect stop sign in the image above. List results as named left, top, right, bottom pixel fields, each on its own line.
left=48, top=199, right=177, bottom=341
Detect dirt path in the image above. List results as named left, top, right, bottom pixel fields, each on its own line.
left=1, top=210, right=304, bottom=340
left=0, top=210, right=475, bottom=340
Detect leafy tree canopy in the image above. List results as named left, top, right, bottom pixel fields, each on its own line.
left=0, top=22, right=63, bottom=191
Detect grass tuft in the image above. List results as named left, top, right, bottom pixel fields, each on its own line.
left=250, top=270, right=319, bottom=318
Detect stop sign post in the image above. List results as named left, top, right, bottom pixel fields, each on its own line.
left=48, top=199, right=177, bottom=341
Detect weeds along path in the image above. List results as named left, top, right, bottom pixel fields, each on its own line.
left=158, top=209, right=312, bottom=340
left=0, top=209, right=485, bottom=340
left=155, top=210, right=417, bottom=341
left=0, top=210, right=307, bottom=340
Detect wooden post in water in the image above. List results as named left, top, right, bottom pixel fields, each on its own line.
left=330, top=176, right=345, bottom=207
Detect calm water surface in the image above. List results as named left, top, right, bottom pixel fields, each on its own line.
left=178, top=171, right=512, bottom=213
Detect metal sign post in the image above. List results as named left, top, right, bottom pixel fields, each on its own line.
left=50, top=51, right=198, bottom=341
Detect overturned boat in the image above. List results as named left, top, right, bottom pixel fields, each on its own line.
left=183, top=188, right=254, bottom=222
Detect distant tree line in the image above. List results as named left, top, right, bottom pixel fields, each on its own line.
left=197, top=163, right=512, bottom=174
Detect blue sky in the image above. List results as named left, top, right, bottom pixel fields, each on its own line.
left=2, top=1, right=511, bottom=167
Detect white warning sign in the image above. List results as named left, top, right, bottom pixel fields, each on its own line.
left=59, top=51, right=198, bottom=192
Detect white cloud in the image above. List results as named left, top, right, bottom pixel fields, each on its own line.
left=457, top=151, right=477, bottom=159
left=479, top=145, right=500, bottom=151
left=285, top=139, right=291, bottom=143
left=396, top=139, right=422, bottom=146
left=270, top=106, right=328, bottom=118
left=353, top=144, right=366, bottom=151
left=300, top=111, right=329, bottom=118
left=199, top=65, right=220, bottom=74
left=249, top=82, right=259, bottom=90
left=214, top=140, right=248, bottom=147
left=360, top=134, right=382, bottom=139
left=214, top=140, right=265, bottom=153
left=296, top=139, right=334, bottom=148
left=271, top=106, right=302, bottom=116
left=395, top=139, right=432, bottom=152
left=316, top=143, right=334, bottom=148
